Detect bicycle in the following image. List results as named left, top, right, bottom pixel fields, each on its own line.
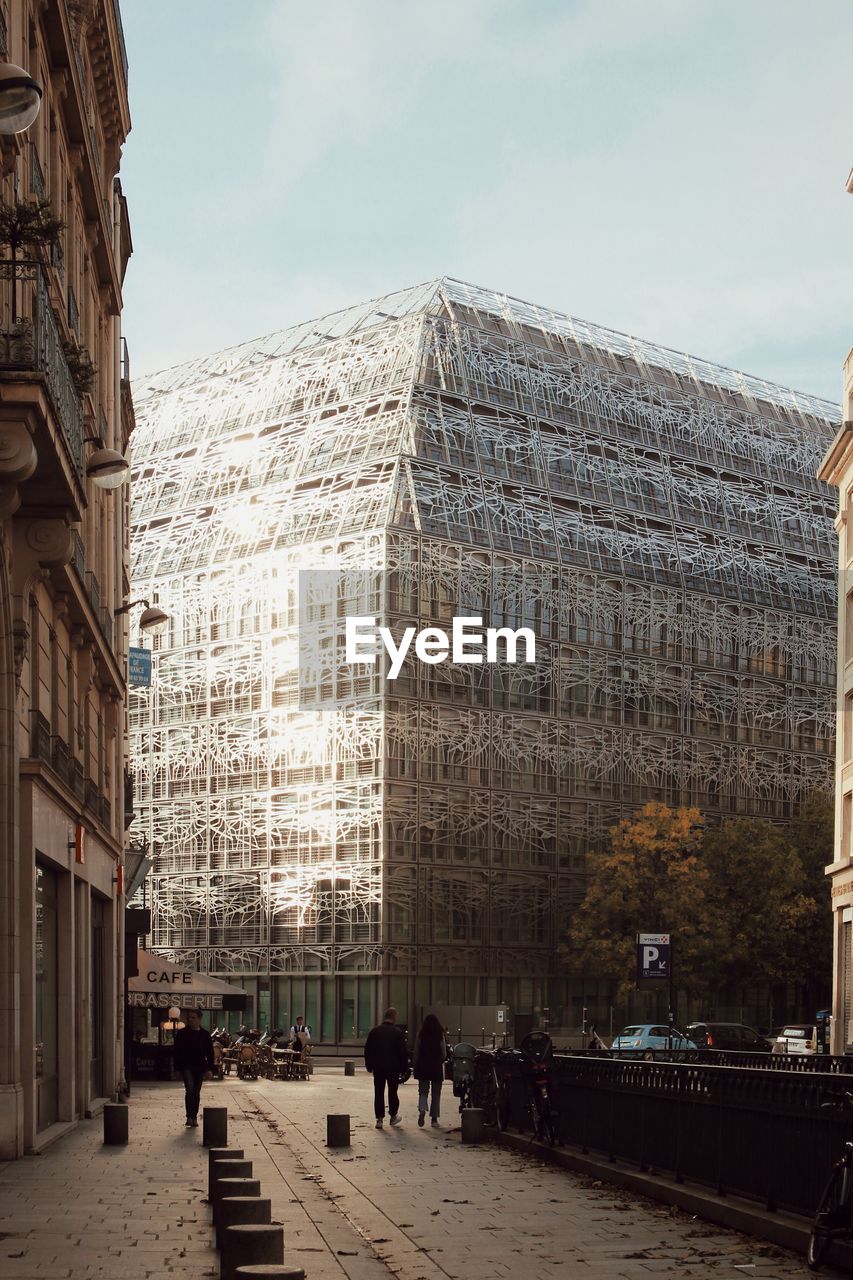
left=493, top=1048, right=515, bottom=1132
left=808, top=1090, right=853, bottom=1269
left=519, top=1031, right=558, bottom=1146
left=450, top=1042, right=477, bottom=1113
left=475, top=1047, right=515, bottom=1129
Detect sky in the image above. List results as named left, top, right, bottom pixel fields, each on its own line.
left=119, top=0, right=851, bottom=404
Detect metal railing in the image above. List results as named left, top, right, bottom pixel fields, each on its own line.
left=0, top=262, right=82, bottom=473
left=0, top=261, right=84, bottom=481
left=30, top=144, right=45, bottom=200
left=473, top=1048, right=853, bottom=1220
left=30, top=710, right=51, bottom=763
left=67, top=284, right=79, bottom=336
left=70, top=529, right=115, bottom=652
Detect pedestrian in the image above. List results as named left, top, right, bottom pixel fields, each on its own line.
left=290, top=1014, right=311, bottom=1050
left=587, top=1024, right=606, bottom=1050
left=173, top=1007, right=214, bottom=1128
left=412, top=1012, right=448, bottom=1128
left=364, top=1007, right=409, bottom=1129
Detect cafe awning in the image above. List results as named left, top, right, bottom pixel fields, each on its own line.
left=128, top=949, right=247, bottom=1010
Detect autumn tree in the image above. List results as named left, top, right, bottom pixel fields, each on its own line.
left=783, top=789, right=833, bottom=1007
left=562, top=792, right=834, bottom=1018
left=700, top=817, right=808, bottom=994
left=562, top=802, right=710, bottom=1000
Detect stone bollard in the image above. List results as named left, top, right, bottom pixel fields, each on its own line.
left=213, top=1177, right=260, bottom=1223
left=211, top=1161, right=253, bottom=1216
left=221, top=1223, right=284, bottom=1280
left=208, top=1148, right=245, bottom=1201
left=203, top=1105, right=228, bottom=1148
left=234, top=1268, right=306, bottom=1279
left=103, top=1103, right=128, bottom=1145
left=343, top=1060, right=355, bottom=1076
left=216, top=1196, right=271, bottom=1248
left=234, top=1268, right=306, bottom=1280
left=326, top=1113, right=350, bottom=1147
left=461, top=1107, right=485, bottom=1144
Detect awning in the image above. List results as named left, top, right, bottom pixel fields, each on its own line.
left=128, top=949, right=247, bottom=1010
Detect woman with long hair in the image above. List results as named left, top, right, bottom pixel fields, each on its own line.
left=412, top=1012, right=448, bottom=1127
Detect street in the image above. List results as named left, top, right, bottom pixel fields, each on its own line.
left=0, top=1068, right=829, bottom=1280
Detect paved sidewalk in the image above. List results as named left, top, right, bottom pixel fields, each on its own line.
left=0, top=1068, right=828, bottom=1280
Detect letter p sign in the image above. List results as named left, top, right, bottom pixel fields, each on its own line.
left=637, top=933, right=671, bottom=983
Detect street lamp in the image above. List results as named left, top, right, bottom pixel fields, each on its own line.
left=84, top=435, right=131, bottom=489
left=0, top=63, right=42, bottom=134
left=116, top=598, right=170, bottom=635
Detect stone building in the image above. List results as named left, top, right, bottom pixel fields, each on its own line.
left=129, top=278, right=838, bottom=1043
left=0, top=0, right=132, bottom=1157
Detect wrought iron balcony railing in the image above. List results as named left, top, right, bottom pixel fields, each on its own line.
left=0, top=260, right=83, bottom=481
left=71, top=530, right=115, bottom=652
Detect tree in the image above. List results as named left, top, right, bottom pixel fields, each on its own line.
left=784, top=789, right=834, bottom=1006
left=0, top=197, right=64, bottom=261
left=561, top=802, right=710, bottom=1001
left=700, top=816, right=807, bottom=994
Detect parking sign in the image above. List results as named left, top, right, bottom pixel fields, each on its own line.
left=637, top=932, right=670, bottom=983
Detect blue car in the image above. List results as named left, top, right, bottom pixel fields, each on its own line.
left=610, top=1023, right=698, bottom=1056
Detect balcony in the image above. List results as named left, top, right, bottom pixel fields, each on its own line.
left=0, top=260, right=83, bottom=488
left=71, top=529, right=115, bottom=653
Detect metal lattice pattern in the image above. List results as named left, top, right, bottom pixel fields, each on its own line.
left=129, top=277, right=839, bottom=981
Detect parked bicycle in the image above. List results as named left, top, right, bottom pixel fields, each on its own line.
left=808, top=1090, right=853, bottom=1269
left=519, top=1030, right=559, bottom=1146
left=491, top=1047, right=515, bottom=1131
left=450, top=1042, right=477, bottom=1112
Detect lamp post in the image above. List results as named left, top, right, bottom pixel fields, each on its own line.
left=115, top=599, right=170, bottom=635
left=0, top=63, right=42, bottom=135
left=84, top=435, right=131, bottom=489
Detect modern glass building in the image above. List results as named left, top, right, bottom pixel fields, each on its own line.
left=129, top=278, right=839, bottom=1039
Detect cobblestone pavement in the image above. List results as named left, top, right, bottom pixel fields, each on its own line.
left=0, top=1068, right=830, bottom=1280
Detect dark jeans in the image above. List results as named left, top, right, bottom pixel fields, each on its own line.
left=373, top=1070, right=399, bottom=1120
left=417, top=1077, right=443, bottom=1119
left=181, top=1068, right=204, bottom=1120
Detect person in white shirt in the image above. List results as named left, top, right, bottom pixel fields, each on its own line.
left=290, top=1016, right=311, bottom=1050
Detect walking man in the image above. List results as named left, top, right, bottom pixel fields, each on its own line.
left=364, top=1007, right=409, bottom=1128
left=173, top=1007, right=214, bottom=1128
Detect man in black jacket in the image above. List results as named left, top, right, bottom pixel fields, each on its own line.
left=173, top=1007, right=214, bottom=1128
left=364, top=1007, right=409, bottom=1128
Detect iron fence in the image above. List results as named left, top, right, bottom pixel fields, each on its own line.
left=473, top=1049, right=853, bottom=1219
left=0, top=261, right=83, bottom=480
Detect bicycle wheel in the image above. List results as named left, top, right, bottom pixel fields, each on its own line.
left=496, top=1079, right=511, bottom=1131
left=479, top=1067, right=497, bottom=1127
left=541, top=1103, right=558, bottom=1147
left=808, top=1161, right=849, bottom=1270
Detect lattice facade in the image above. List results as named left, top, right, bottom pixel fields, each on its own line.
left=129, top=278, right=839, bottom=1035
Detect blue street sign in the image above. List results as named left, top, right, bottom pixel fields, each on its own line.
left=129, top=647, right=151, bottom=688
left=637, top=932, right=670, bottom=983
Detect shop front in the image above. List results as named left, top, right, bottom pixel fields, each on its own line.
left=127, top=950, right=246, bottom=1079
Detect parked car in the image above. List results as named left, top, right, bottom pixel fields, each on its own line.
left=610, top=1024, right=698, bottom=1055
left=685, top=1022, right=773, bottom=1052
left=771, top=1024, right=818, bottom=1055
